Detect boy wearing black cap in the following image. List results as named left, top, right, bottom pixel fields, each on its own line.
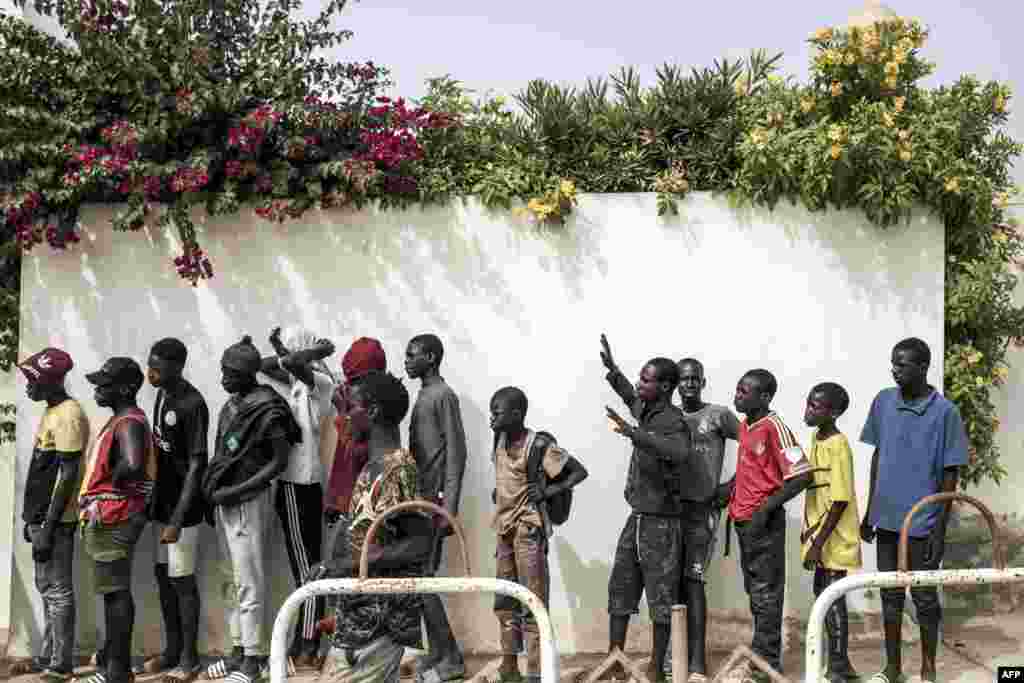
left=13, top=348, right=89, bottom=682
left=200, top=336, right=302, bottom=683
left=80, top=357, right=158, bottom=683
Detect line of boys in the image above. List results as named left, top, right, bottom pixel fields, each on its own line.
left=14, top=330, right=968, bottom=683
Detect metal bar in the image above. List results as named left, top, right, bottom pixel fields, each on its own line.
left=671, top=605, right=687, bottom=683
left=357, top=499, right=471, bottom=579
left=803, top=567, right=1024, bottom=683
left=898, top=492, right=1005, bottom=571
left=270, top=577, right=560, bottom=683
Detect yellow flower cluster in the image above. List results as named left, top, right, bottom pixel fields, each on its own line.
left=749, top=127, right=773, bottom=149
left=897, top=129, right=913, bottom=162
left=944, top=177, right=961, bottom=194
left=800, top=97, right=816, bottom=113
left=653, top=162, right=690, bottom=195
left=518, top=179, right=578, bottom=225
left=828, top=124, right=848, bottom=160
left=809, top=19, right=930, bottom=94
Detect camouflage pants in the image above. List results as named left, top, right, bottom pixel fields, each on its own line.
left=494, top=521, right=549, bottom=675
left=607, top=513, right=683, bottom=625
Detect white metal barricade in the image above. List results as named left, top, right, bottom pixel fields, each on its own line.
left=270, top=576, right=561, bottom=683
left=269, top=499, right=560, bottom=683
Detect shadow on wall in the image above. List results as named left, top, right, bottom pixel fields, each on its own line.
left=10, top=193, right=944, bottom=656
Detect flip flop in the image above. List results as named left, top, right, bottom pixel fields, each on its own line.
left=39, top=670, right=75, bottom=683
left=865, top=673, right=906, bottom=683
left=78, top=673, right=108, bottom=683
left=201, top=659, right=237, bottom=681
left=688, top=674, right=709, bottom=683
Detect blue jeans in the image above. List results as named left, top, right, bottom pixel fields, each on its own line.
left=30, top=522, right=77, bottom=674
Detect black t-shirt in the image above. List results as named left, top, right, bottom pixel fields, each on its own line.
left=152, top=379, right=210, bottom=527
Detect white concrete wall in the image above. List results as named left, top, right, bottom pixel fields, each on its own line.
left=8, top=193, right=944, bottom=656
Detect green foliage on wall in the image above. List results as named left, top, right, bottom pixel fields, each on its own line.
left=1, top=2, right=1021, bottom=486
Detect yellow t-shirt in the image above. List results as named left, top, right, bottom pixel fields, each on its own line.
left=35, top=399, right=90, bottom=523
left=801, top=431, right=862, bottom=570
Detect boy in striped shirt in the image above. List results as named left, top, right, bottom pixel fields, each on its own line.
left=726, top=369, right=813, bottom=681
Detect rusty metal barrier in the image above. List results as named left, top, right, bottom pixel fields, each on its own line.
left=898, top=492, right=1006, bottom=571
left=805, top=492, right=1024, bottom=683
left=358, top=499, right=472, bottom=579
left=270, top=499, right=560, bottom=683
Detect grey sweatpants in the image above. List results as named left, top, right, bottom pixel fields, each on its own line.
left=216, top=488, right=272, bottom=656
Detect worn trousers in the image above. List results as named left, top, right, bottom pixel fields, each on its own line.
left=274, top=481, right=325, bottom=647
left=494, top=521, right=550, bottom=675
left=735, top=510, right=786, bottom=673
left=216, top=488, right=272, bottom=656
left=875, top=529, right=941, bottom=627
left=30, top=523, right=77, bottom=674
left=322, top=636, right=404, bottom=683
left=813, top=568, right=854, bottom=674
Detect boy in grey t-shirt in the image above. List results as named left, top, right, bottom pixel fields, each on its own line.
left=666, top=358, right=740, bottom=681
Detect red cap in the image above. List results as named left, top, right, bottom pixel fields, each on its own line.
left=18, top=348, right=74, bottom=385
left=341, top=337, right=386, bottom=381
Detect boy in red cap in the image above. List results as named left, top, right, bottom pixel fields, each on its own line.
left=324, top=338, right=387, bottom=544
left=13, top=348, right=89, bottom=682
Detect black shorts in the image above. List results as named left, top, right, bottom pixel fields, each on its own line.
left=607, top=512, right=682, bottom=624
left=678, top=501, right=717, bottom=583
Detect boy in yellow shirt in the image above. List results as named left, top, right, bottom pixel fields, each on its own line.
left=802, top=382, right=861, bottom=683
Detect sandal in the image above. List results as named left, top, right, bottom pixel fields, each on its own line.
left=9, top=659, right=46, bottom=676
left=161, top=665, right=202, bottom=683
left=39, top=670, right=75, bottom=683
left=414, top=660, right=466, bottom=683
left=136, top=655, right=177, bottom=675
left=78, top=673, right=108, bottom=683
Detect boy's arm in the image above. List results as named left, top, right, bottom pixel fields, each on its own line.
left=751, top=423, right=812, bottom=531
left=543, top=456, right=588, bottom=499
left=280, top=340, right=336, bottom=389
left=804, top=501, right=848, bottom=568
left=599, top=334, right=639, bottom=411
left=211, top=438, right=290, bottom=506
left=439, top=391, right=468, bottom=518
left=751, top=472, right=812, bottom=532
left=861, top=448, right=879, bottom=542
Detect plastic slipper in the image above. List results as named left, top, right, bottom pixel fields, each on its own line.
left=201, top=659, right=238, bottom=681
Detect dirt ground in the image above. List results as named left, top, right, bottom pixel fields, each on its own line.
left=3, top=613, right=1022, bottom=682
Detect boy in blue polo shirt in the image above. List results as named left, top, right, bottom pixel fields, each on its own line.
left=859, top=338, right=969, bottom=683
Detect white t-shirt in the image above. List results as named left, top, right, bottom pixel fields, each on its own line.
left=281, top=370, right=335, bottom=485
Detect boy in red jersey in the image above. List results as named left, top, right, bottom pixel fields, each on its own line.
left=727, top=369, right=812, bottom=681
